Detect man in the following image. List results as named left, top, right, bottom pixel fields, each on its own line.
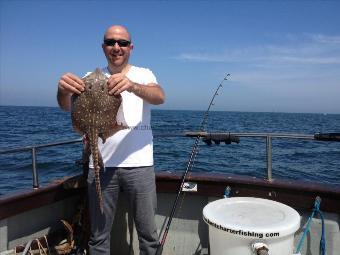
left=57, top=25, right=165, bottom=255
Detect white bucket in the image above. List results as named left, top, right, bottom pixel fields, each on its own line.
left=203, top=197, right=300, bottom=255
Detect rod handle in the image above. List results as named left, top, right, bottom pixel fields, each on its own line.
left=314, top=133, right=340, bottom=141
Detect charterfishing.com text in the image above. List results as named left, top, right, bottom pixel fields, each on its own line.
left=204, top=217, right=280, bottom=238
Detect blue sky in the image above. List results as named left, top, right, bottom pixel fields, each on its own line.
left=1, top=0, right=340, bottom=113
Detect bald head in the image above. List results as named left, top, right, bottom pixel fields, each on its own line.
left=102, top=25, right=133, bottom=73
left=104, top=25, right=132, bottom=42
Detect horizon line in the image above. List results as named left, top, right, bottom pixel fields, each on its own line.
left=1, top=104, right=339, bottom=115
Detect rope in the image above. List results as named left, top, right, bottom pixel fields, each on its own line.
left=319, top=209, right=326, bottom=255
left=44, top=235, right=50, bottom=255
left=295, top=196, right=326, bottom=255
left=22, top=240, right=33, bottom=255
left=224, top=186, right=231, bottom=198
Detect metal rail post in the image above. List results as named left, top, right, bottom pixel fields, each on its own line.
left=31, top=147, right=39, bottom=189
left=266, top=135, right=273, bottom=181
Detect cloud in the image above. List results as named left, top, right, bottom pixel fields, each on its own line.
left=310, top=34, right=340, bottom=44
left=176, top=53, right=227, bottom=62
left=175, top=34, right=340, bottom=66
left=268, top=56, right=340, bottom=65
left=173, top=33, right=340, bottom=113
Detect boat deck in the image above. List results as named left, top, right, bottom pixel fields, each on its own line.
left=1, top=132, right=339, bottom=254
left=1, top=172, right=339, bottom=255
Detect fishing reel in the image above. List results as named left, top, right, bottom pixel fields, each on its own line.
left=202, top=133, right=240, bottom=145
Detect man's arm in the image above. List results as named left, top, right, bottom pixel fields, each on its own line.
left=57, top=89, right=72, bottom=111
left=107, top=73, right=165, bottom=105
left=128, top=83, right=165, bottom=105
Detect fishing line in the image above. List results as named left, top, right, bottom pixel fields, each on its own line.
left=156, top=74, right=231, bottom=255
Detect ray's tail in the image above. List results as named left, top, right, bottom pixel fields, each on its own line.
left=89, top=128, right=104, bottom=213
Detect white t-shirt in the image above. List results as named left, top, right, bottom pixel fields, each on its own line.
left=88, top=66, right=156, bottom=167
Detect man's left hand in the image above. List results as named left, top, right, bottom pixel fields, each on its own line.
left=107, top=73, right=135, bottom=96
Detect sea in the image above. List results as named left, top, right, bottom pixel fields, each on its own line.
left=0, top=105, right=340, bottom=197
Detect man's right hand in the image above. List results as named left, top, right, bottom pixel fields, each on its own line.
left=57, top=73, right=85, bottom=111
left=58, top=73, right=85, bottom=95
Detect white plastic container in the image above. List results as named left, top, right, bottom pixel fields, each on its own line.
left=203, top=197, right=300, bottom=255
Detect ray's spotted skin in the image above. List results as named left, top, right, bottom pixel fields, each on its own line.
left=71, top=68, right=125, bottom=212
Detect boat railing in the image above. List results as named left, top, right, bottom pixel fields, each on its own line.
left=0, top=132, right=339, bottom=189
left=0, top=138, right=82, bottom=189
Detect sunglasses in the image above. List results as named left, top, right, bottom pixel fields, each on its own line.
left=103, top=39, right=131, bottom=47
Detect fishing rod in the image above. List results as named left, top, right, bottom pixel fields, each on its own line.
left=156, top=74, right=231, bottom=255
